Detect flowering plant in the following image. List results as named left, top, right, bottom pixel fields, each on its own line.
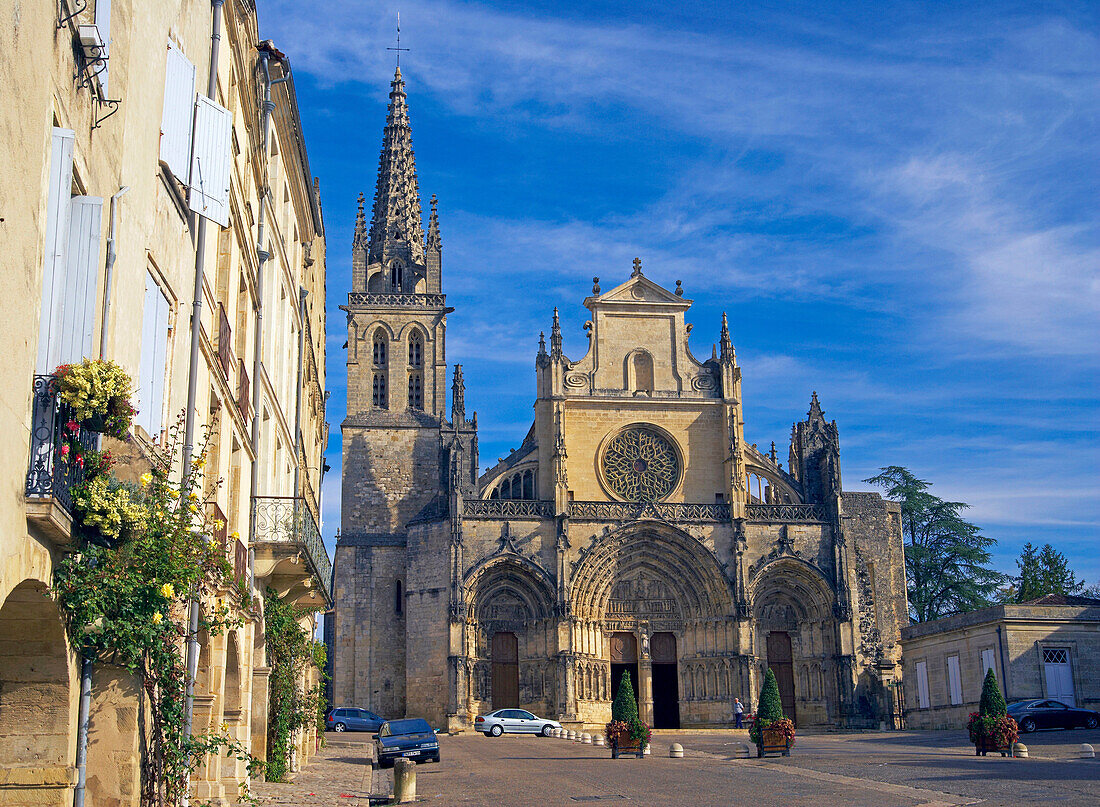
left=753, top=716, right=796, bottom=745
left=70, top=474, right=147, bottom=543
left=53, top=359, right=135, bottom=438
left=967, top=713, right=1018, bottom=747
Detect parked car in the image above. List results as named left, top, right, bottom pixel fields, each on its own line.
left=475, top=708, right=562, bottom=737
left=374, top=718, right=440, bottom=767
left=1007, top=699, right=1100, bottom=732
left=326, top=707, right=386, bottom=732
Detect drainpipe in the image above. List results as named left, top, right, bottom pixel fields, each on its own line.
left=182, top=0, right=225, bottom=789
left=98, top=186, right=130, bottom=358
left=997, top=624, right=1010, bottom=701
left=248, top=45, right=291, bottom=569
left=72, top=656, right=93, bottom=807
left=292, top=288, right=307, bottom=498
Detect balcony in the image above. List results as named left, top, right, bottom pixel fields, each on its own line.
left=251, top=495, right=332, bottom=605
left=25, top=375, right=99, bottom=545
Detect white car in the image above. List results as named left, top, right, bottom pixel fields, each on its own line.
left=475, top=708, right=561, bottom=737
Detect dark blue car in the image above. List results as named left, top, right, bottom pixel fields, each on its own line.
left=374, top=718, right=440, bottom=767
left=326, top=707, right=385, bottom=732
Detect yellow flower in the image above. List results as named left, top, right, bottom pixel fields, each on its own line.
left=160, top=583, right=175, bottom=599
left=140, top=473, right=152, bottom=487
left=188, top=492, right=199, bottom=502
left=152, top=612, right=163, bottom=625
left=229, top=531, right=240, bottom=541
left=193, top=456, right=206, bottom=469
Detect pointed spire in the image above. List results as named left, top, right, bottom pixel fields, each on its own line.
left=352, top=192, right=367, bottom=248
left=769, top=441, right=778, bottom=463
left=808, top=391, right=824, bottom=421
left=368, top=66, right=425, bottom=267
left=719, top=312, right=733, bottom=362
left=427, top=194, right=441, bottom=252
left=451, top=364, right=466, bottom=423
left=550, top=307, right=562, bottom=359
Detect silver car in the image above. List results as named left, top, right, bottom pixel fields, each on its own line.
left=475, top=708, right=561, bottom=737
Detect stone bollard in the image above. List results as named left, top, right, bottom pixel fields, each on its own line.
left=1080, top=743, right=1095, bottom=759
left=1012, top=742, right=1028, bottom=758
left=732, top=743, right=751, bottom=759
left=393, top=758, right=417, bottom=804
left=669, top=743, right=684, bottom=758
left=571, top=730, right=580, bottom=741
left=553, top=728, right=561, bottom=738
left=594, top=734, right=605, bottom=747
left=642, top=744, right=651, bottom=756
left=582, top=733, right=592, bottom=744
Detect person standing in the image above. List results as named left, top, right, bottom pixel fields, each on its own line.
left=734, top=697, right=744, bottom=729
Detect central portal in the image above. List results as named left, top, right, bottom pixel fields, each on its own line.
left=491, top=632, right=519, bottom=709
left=650, top=632, right=679, bottom=729
left=767, top=631, right=796, bottom=725
left=609, top=632, right=638, bottom=709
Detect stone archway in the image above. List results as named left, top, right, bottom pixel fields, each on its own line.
left=569, top=521, right=736, bottom=727
left=464, top=556, right=555, bottom=717
left=749, top=558, right=837, bottom=726
left=0, top=580, right=74, bottom=806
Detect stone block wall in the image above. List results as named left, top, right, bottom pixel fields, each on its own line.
left=404, top=521, right=452, bottom=726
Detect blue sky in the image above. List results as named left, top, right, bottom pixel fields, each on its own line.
left=258, top=1, right=1100, bottom=586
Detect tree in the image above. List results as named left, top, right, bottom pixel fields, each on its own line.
left=757, top=668, right=784, bottom=723
left=611, top=670, right=638, bottom=724
left=1012, top=542, right=1083, bottom=602
left=865, top=466, right=1005, bottom=622
left=978, top=668, right=1007, bottom=718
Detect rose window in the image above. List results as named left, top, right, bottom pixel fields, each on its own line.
left=601, top=426, right=681, bottom=502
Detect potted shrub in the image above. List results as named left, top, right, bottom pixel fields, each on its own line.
left=968, top=669, right=1018, bottom=757
left=69, top=450, right=147, bottom=546
left=53, top=359, right=136, bottom=438
left=605, top=671, right=649, bottom=759
left=750, top=669, right=795, bottom=757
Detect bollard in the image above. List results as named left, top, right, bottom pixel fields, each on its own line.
left=594, top=734, right=605, bottom=747
left=393, top=758, right=417, bottom=804
left=732, top=742, right=750, bottom=759
left=582, top=732, right=592, bottom=744
left=569, top=730, right=577, bottom=741
left=1080, top=743, right=1095, bottom=759
left=553, top=728, right=560, bottom=738
left=669, top=743, right=684, bottom=758
left=1012, top=742, right=1028, bottom=758
left=642, top=743, right=651, bottom=756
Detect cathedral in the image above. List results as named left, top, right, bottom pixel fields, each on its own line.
left=332, top=67, right=909, bottom=731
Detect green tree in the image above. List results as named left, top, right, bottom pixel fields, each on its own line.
left=611, top=670, right=638, bottom=724
left=865, top=466, right=1005, bottom=622
left=978, top=668, right=1007, bottom=717
left=757, top=669, right=784, bottom=723
left=1013, top=542, right=1083, bottom=602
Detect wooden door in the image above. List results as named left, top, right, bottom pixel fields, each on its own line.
left=491, top=632, right=519, bottom=709
left=767, top=631, right=796, bottom=725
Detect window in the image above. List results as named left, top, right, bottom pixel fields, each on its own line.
left=408, top=331, right=422, bottom=367
left=915, top=661, right=930, bottom=709
left=372, top=373, right=387, bottom=409
left=408, top=373, right=422, bottom=409
left=981, top=648, right=996, bottom=678
left=947, top=655, right=963, bottom=705
left=137, top=273, right=171, bottom=438
left=394, top=580, right=403, bottom=615
left=372, top=331, right=387, bottom=367
left=390, top=262, right=403, bottom=291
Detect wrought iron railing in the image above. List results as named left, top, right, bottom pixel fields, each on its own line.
left=569, top=501, right=732, bottom=522
left=745, top=503, right=825, bottom=522
left=216, top=302, right=234, bottom=379
left=237, top=359, right=251, bottom=425
left=25, top=374, right=99, bottom=516
left=251, top=495, right=333, bottom=602
left=462, top=499, right=556, bottom=519
left=346, top=292, right=446, bottom=308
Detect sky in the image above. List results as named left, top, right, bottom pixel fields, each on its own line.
left=257, top=0, right=1100, bottom=586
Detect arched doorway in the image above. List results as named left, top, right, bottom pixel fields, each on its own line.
left=651, top=632, right=679, bottom=729
left=609, top=632, right=638, bottom=710
left=766, top=631, right=796, bottom=724
left=491, top=632, right=519, bottom=708
left=0, top=580, right=73, bottom=800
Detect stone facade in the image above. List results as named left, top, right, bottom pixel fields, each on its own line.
left=1, top=1, right=329, bottom=804
left=900, top=595, right=1100, bottom=729
left=334, top=70, right=909, bottom=733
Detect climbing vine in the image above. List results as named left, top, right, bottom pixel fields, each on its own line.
left=263, top=588, right=325, bottom=782
left=53, top=411, right=256, bottom=806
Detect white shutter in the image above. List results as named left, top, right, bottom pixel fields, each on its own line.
left=150, top=289, right=170, bottom=436
left=188, top=94, right=232, bottom=227
left=57, top=196, right=103, bottom=365
left=94, top=0, right=111, bottom=97
left=947, top=655, right=962, bottom=705
left=137, top=275, right=170, bottom=437
left=160, top=41, right=196, bottom=181
left=915, top=661, right=930, bottom=709
left=37, top=128, right=75, bottom=374
left=981, top=648, right=996, bottom=678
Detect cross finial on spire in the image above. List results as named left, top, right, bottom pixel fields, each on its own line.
left=631, top=257, right=643, bottom=277
left=550, top=307, right=563, bottom=359
left=719, top=312, right=734, bottom=362
left=387, top=12, right=410, bottom=66
left=808, top=390, right=824, bottom=421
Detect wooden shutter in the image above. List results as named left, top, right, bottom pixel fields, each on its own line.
left=37, top=128, right=75, bottom=373
left=915, top=660, right=929, bottom=708
left=94, top=0, right=111, bottom=96
left=189, top=94, right=232, bottom=226
left=137, top=275, right=170, bottom=437
left=56, top=196, right=103, bottom=365
left=160, top=41, right=196, bottom=181
left=947, top=655, right=962, bottom=705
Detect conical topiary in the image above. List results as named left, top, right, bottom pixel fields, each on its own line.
left=757, top=668, right=785, bottom=723
left=611, top=670, right=639, bottom=724
left=978, top=668, right=1007, bottom=717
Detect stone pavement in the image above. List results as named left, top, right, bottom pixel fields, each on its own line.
left=253, top=729, right=1099, bottom=807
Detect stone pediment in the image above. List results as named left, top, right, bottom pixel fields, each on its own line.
left=587, top=275, right=690, bottom=309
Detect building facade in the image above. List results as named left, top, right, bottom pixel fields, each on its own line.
left=333, top=69, right=910, bottom=732
left=0, top=1, right=329, bottom=804
left=901, top=595, right=1100, bottom=730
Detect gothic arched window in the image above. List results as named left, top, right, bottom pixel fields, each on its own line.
left=372, top=331, right=387, bottom=367
left=372, top=372, right=387, bottom=409
left=408, top=372, right=422, bottom=410
left=408, top=331, right=423, bottom=367
left=390, top=262, right=404, bottom=292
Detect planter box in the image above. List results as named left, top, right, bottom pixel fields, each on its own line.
left=756, top=728, right=791, bottom=758
left=974, top=738, right=1010, bottom=757
left=609, top=735, right=645, bottom=759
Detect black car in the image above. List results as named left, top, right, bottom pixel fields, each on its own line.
left=1007, top=699, right=1100, bottom=732
left=374, top=718, right=440, bottom=767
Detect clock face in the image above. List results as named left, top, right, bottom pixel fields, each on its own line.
left=601, top=426, right=681, bottom=502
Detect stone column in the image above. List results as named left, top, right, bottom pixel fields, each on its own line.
left=250, top=667, right=271, bottom=764
left=638, top=658, right=654, bottom=726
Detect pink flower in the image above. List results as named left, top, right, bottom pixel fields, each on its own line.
left=66, top=420, right=79, bottom=434
left=60, top=445, right=70, bottom=456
